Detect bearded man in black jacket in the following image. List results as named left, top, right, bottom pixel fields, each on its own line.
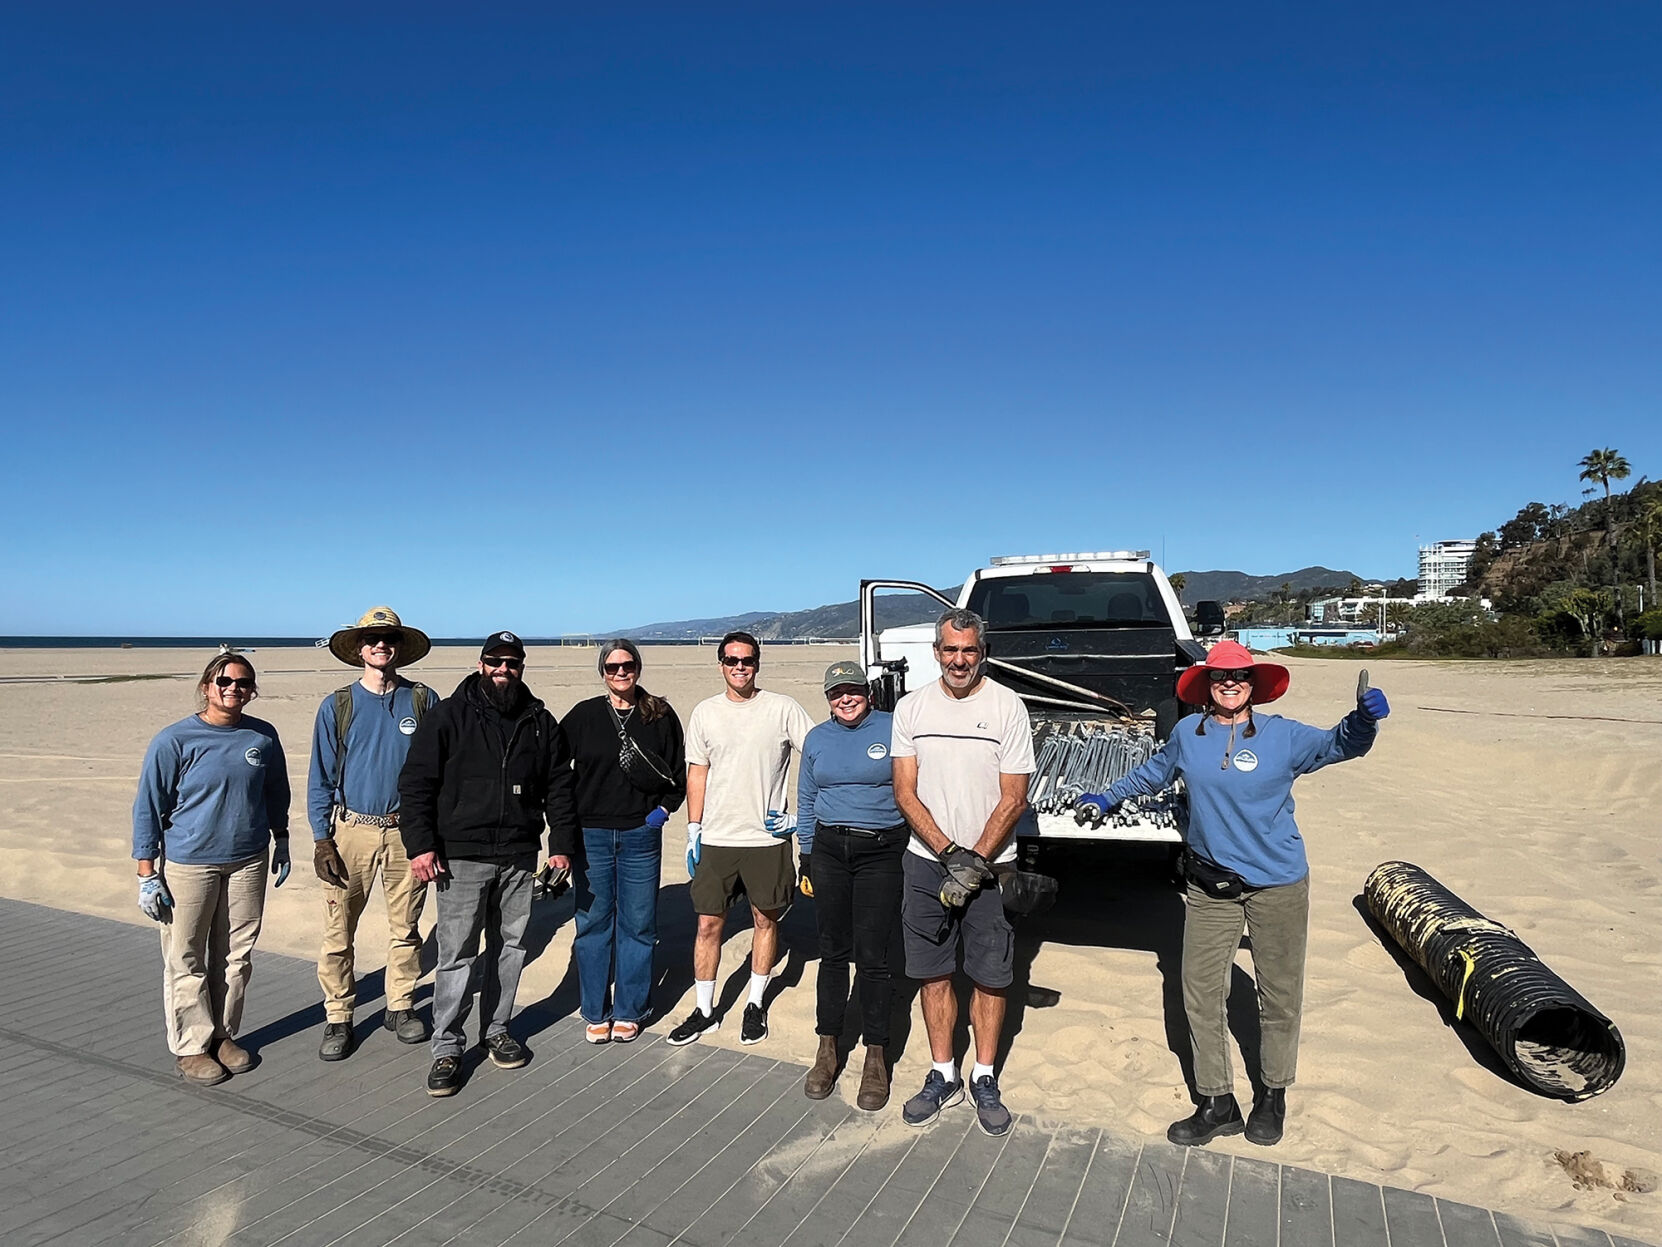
left=399, top=630, right=578, bottom=1097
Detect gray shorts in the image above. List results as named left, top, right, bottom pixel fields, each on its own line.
left=900, top=852, right=1014, bottom=989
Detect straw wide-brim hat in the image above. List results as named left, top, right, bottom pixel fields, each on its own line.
left=1175, top=638, right=1289, bottom=706
left=328, top=606, right=432, bottom=668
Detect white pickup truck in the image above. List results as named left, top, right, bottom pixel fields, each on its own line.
left=859, top=551, right=1213, bottom=866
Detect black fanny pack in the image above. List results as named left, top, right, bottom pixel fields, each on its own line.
left=1182, top=848, right=1250, bottom=900
left=611, top=714, right=676, bottom=794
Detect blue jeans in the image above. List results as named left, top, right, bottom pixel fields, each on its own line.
left=575, top=824, right=662, bottom=1024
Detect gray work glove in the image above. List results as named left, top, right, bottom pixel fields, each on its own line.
left=314, top=837, right=350, bottom=888
left=938, top=846, right=994, bottom=908
left=138, top=873, right=173, bottom=922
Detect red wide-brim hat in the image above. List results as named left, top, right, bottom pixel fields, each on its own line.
left=1176, top=638, right=1290, bottom=707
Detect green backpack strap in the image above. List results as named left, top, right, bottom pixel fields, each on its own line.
left=410, top=682, right=433, bottom=723
left=329, top=685, right=357, bottom=810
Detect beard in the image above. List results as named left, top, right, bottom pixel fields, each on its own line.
left=481, top=674, right=525, bottom=714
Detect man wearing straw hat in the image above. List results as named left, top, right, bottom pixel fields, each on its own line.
left=308, top=607, right=437, bottom=1061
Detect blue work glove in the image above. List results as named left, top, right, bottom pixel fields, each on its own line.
left=138, top=873, right=173, bottom=921
left=1358, top=687, right=1390, bottom=722
left=271, top=836, right=291, bottom=887
left=644, top=807, right=670, bottom=831
left=764, top=809, right=795, bottom=839
left=1073, top=794, right=1114, bottom=827
left=685, top=822, right=702, bottom=876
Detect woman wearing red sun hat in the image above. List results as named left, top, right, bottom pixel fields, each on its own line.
left=1075, top=640, right=1390, bottom=1148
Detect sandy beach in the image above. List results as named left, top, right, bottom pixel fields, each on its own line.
left=1, top=642, right=1657, bottom=1240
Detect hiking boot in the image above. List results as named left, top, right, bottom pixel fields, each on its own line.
left=484, top=1032, right=529, bottom=1069
left=1245, top=1087, right=1286, bottom=1146
left=176, top=1053, right=230, bottom=1086
left=856, top=1044, right=890, bottom=1111
left=740, top=1003, right=768, bottom=1045
left=804, top=1035, right=839, bottom=1100
left=214, top=1037, right=254, bottom=1074
left=427, top=1055, right=462, bottom=1097
left=384, top=1009, right=428, bottom=1044
left=970, top=1074, right=1013, bottom=1137
left=318, top=1021, right=355, bottom=1062
left=902, top=1070, right=963, bottom=1126
left=1167, top=1094, right=1246, bottom=1147
left=666, top=1007, right=719, bottom=1046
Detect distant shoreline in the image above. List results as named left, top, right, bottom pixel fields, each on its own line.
left=0, top=636, right=846, bottom=649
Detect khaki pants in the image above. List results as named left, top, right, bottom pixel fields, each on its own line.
left=1181, top=875, right=1310, bottom=1096
left=160, top=853, right=267, bottom=1057
left=317, top=812, right=428, bottom=1021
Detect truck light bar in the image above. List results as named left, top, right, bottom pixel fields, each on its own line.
left=988, top=550, right=1151, bottom=566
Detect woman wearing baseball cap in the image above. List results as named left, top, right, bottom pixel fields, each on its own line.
left=1074, top=641, right=1390, bottom=1148
left=795, top=660, right=907, bottom=1110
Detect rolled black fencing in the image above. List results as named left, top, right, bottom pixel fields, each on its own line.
left=1363, top=860, right=1625, bottom=1101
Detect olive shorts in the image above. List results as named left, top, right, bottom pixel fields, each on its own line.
left=689, top=842, right=796, bottom=915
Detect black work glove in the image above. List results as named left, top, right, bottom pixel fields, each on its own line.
left=798, top=854, right=813, bottom=897
left=938, top=845, right=994, bottom=907
left=313, top=837, right=350, bottom=889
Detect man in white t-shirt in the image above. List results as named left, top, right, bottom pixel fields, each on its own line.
left=669, top=630, right=814, bottom=1047
left=892, top=608, right=1034, bottom=1137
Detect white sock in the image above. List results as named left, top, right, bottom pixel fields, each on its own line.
left=971, top=1062, right=995, bottom=1084
left=695, top=980, right=715, bottom=1015
left=748, top=970, right=770, bottom=1008
left=932, top=1060, right=958, bottom=1084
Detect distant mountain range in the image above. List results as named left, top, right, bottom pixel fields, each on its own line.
left=613, top=566, right=1380, bottom=641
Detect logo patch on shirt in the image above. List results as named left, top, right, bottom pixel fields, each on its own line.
left=1232, top=749, right=1259, bottom=773
left=399, top=716, right=418, bottom=735
left=866, top=742, right=888, bottom=760
left=244, top=747, right=264, bottom=767
left=976, top=722, right=988, bottom=730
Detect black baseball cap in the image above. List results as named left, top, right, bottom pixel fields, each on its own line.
left=480, top=630, right=526, bottom=660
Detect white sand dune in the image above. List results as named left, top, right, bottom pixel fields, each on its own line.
left=1, top=643, right=1656, bottom=1239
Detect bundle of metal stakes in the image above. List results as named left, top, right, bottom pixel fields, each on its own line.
left=1027, top=720, right=1182, bottom=827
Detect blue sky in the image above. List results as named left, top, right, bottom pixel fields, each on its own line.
left=2, top=3, right=1657, bottom=635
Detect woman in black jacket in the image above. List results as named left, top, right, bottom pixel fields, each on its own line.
left=562, top=639, right=686, bottom=1043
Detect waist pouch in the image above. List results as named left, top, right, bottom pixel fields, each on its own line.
left=1182, top=848, right=1250, bottom=900
left=612, top=718, right=676, bottom=794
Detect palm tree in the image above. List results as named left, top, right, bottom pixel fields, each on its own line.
left=1632, top=497, right=1662, bottom=604
left=1579, top=448, right=1632, bottom=625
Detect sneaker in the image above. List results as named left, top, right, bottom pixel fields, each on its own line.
left=740, top=1003, right=768, bottom=1045
left=585, top=1021, right=612, bottom=1045
left=610, top=1021, right=640, bottom=1043
left=484, top=1032, right=529, bottom=1069
left=318, top=1021, right=355, bottom=1062
left=176, top=1053, right=230, bottom=1086
left=384, top=1009, right=428, bottom=1044
left=970, top=1074, right=1013, bottom=1137
left=902, top=1070, right=964, bottom=1127
left=666, top=1007, right=720, bottom=1046
left=426, top=1055, right=462, bottom=1097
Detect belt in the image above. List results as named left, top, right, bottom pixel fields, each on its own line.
left=817, top=821, right=907, bottom=840
left=339, top=809, right=400, bottom=828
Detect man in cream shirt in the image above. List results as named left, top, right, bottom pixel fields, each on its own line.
left=671, top=630, right=814, bottom=1046
left=892, top=608, right=1034, bottom=1136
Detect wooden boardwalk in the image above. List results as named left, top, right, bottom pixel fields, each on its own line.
left=0, top=898, right=1647, bottom=1247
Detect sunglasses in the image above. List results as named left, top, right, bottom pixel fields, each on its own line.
left=603, top=661, right=639, bottom=676
left=720, top=655, right=758, bottom=668
left=827, top=687, right=868, bottom=701
left=213, top=676, right=255, bottom=691
left=482, top=655, right=524, bottom=670
left=1208, top=668, right=1254, bottom=684
left=361, top=631, right=403, bottom=647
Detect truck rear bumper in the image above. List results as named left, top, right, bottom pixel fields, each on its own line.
left=1017, top=808, right=1183, bottom=845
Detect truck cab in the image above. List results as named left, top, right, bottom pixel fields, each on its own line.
left=859, top=551, right=1204, bottom=854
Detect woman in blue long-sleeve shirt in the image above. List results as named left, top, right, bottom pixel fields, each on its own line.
left=795, top=660, right=906, bottom=1111
left=1077, top=641, right=1389, bottom=1148
left=132, top=653, right=292, bottom=1085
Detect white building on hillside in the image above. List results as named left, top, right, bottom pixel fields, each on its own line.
left=1418, top=539, right=1477, bottom=600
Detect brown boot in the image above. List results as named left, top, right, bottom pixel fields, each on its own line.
left=804, top=1035, right=839, bottom=1100
left=176, top=1053, right=230, bottom=1086
left=214, top=1037, right=253, bottom=1074
left=856, top=1044, right=890, bottom=1111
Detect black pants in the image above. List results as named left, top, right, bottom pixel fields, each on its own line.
left=813, top=822, right=908, bottom=1047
